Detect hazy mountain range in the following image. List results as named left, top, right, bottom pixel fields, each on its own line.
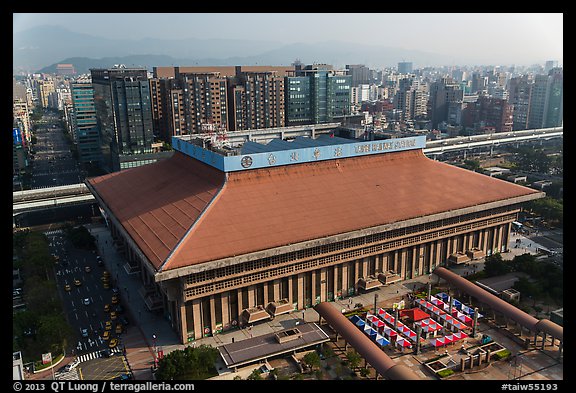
left=14, top=25, right=451, bottom=73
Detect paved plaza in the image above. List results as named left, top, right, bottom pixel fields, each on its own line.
left=82, top=222, right=562, bottom=381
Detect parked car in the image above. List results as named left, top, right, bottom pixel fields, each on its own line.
left=64, top=359, right=80, bottom=372
left=81, top=328, right=88, bottom=338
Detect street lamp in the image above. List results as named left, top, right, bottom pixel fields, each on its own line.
left=374, top=293, right=379, bottom=314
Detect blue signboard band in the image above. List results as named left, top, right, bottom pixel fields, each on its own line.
left=173, top=135, right=426, bottom=173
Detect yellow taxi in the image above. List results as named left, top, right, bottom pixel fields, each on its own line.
left=109, top=338, right=118, bottom=348
left=110, top=311, right=117, bottom=321
left=104, top=304, right=110, bottom=312
left=103, top=281, right=110, bottom=289
left=64, top=284, right=71, bottom=292
left=111, top=295, right=119, bottom=304
left=74, top=279, right=82, bottom=286
left=103, top=270, right=111, bottom=278
left=105, top=321, right=112, bottom=331
left=103, top=330, right=111, bottom=341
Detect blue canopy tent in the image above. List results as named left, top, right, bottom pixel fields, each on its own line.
left=375, top=333, right=390, bottom=347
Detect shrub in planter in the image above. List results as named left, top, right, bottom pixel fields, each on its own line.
left=437, top=369, right=455, bottom=378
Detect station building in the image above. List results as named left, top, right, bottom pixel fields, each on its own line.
left=85, top=129, right=544, bottom=344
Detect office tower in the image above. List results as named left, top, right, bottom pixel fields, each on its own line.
left=544, top=68, right=563, bottom=128
left=91, top=66, right=154, bottom=172
left=544, top=60, right=558, bottom=74
left=346, top=64, right=372, bottom=86
left=508, top=76, right=532, bottom=130
left=286, top=64, right=351, bottom=126
left=398, top=62, right=413, bottom=75
left=70, top=81, right=102, bottom=164
left=528, top=68, right=563, bottom=129
left=428, top=77, right=463, bottom=128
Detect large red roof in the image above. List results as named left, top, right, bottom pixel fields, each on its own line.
left=87, top=149, right=541, bottom=272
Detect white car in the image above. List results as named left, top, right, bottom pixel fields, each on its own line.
left=81, top=328, right=88, bottom=337
left=64, top=359, right=80, bottom=372
left=83, top=298, right=90, bottom=306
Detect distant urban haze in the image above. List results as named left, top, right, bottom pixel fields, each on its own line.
left=13, top=13, right=563, bottom=72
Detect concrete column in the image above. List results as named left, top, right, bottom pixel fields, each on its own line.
left=209, top=295, right=216, bottom=333
left=503, top=222, right=511, bottom=251
left=400, top=249, right=408, bottom=279
left=332, top=265, right=338, bottom=299
left=353, top=259, right=360, bottom=292
left=237, top=288, right=245, bottom=316
left=221, top=292, right=230, bottom=328
left=192, top=298, right=202, bottom=340
left=320, top=268, right=327, bottom=302
left=460, top=357, right=465, bottom=371
left=541, top=333, right=546, bottom=349
left=311, top=270, right=318, bottom=305
left=297, top=273, right=305, bottom=309
left=247, top=285, right=256, bottom=308
left=272, top=280, right=281, bottom=302
left=381, top=253, right=389, bottom=272
left=287, top=276, right=294, bottom=305
left=375, top=254, right=382, bottom=274
left=179, top=300, right=188, bottom=345
left=361, top=257, right=369, bottom=278
left=480, top=229, right=488, bottom=252
left=341, top=263, right=349, bottom=296
left=417, top=244, right=425, bottom=276
left=433, top=240, right=442, bottom=269
left=263, top=282, right=269, bottom=306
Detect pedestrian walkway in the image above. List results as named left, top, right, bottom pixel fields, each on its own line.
left=76, top=347, right=122, bottom=363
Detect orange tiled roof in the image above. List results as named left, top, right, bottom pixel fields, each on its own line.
left=88, top=149, right=540, bottom=272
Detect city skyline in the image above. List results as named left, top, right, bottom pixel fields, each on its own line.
left=13, top=13, right=563, bottom=69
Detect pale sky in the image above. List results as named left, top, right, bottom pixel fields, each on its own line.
left=13, top=13, right=563, bottom=66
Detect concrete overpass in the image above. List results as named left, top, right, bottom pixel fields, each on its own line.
left=12, top=183, right=95, bottom=215
left=424, top=127, right=563, bottom=158
left=12, top=127, right=562, bottom=216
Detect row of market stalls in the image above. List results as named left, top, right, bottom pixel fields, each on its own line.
left=349, top=290, right=483, bottom=351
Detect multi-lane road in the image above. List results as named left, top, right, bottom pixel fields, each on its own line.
left=30, top=113, right=84, bottom=189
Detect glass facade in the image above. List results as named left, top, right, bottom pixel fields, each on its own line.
left=91, top=68, right=154, bottom=173
left=286, top=72, right=351, bottom=126
left=71, top=83, right=102, bottom=164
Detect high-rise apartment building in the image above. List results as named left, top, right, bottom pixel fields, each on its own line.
left=91, top=66, right=154, bottom=172
left=507, top=76, right=532, bottom=130
left=463, top=96, right=513, bottom=133
left=428, top=77, right=463, bottom=128
left=37, top=79, right=55, bottom=108
left=70, top=81, right=101, bottom=164
left=228, top=71, right=285, bottom=131
left=151, top=66, right=294, bottom=138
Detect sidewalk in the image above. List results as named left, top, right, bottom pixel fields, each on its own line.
left=83, top=222, right=554, bottom=379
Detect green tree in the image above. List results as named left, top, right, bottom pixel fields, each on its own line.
left=303, top=351, right=321, bottom=370
left=483, top=253, right=511, bottom=277
left=346, top=350, right=362, bottom=370
left=247, top=369, right=263, bottom=380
